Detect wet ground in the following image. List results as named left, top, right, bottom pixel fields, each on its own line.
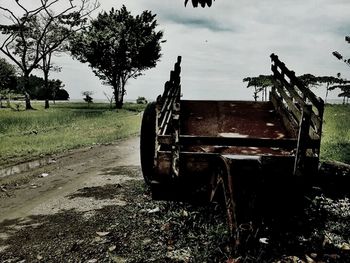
left=0, top=137, right=349, bottom=262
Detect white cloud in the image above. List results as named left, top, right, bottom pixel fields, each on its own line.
left=1, top=0, right=350, bottom=101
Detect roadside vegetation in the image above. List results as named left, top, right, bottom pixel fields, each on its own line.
left=321, top=104, right=350, bottom=164
left=0, top=102, right=145, bottom=167
left=1, top=102, right=348, bottom=168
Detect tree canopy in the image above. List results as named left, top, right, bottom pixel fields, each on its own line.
left=70, top=5, right=165, bottom=108
left=243, top=73, right=348, bottom=102
left=0, top=0, right=99, bottom=109
left=243, top=75, right=274, bottom=101
left=0, top=58, right=17, bottom=93
left=16, top=75, right=69, bottom=101
left=184, top=0, right=215, bottom=7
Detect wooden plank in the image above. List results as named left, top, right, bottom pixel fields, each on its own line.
left=270, top=90, right=299, bottom=137
left=275, top=85, right=302, bottom=123
left=160, top=110, right=172, bottom=135
left=310, top=113, right=322, bottom=134
left=158, top=134, right=300, bottom=148
left=271, top=53, right=324, bottom=113
left=272, top=67, right=306, bottom=108
left=181, top=136, right=300, bottom=148
left=160, top=86, right=178, bottom=115
left=309, top=127, right=320, bottom=141
left=159, top=87, right=180, bottom=131
left=290, top=73, right=324, bottom=113
left=272, top=67, right=323, bottom=135
left=294, top=105, right=312, bottom=175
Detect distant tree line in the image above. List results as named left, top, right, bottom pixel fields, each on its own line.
left=0, top=57, right=68, bottom=108
left=243, top=73, right=350, bottom=104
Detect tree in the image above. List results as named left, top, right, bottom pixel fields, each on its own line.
left=55, top=88, right=69, bottom=101
left=328, top=74, right=350, bottom=104
left=49, top=79, right=68, bottom=102
left=243, top=75, right=274, bottom=101
left=338, top=86, right=350, bottom=104
left=243, top=73, right=347, bottom=103
left=31, top=13, right=65, bottom=109
left=70, top=6, right=165, bottom=108
left=82, top=91, right=93, bottom=107
left=316, top=74, right=344, bottom=103
left=0, top=0, right=99, bottom=110
left=16, top=74, right=68, bottom=101
left=0, top=58, right=17, bottom=107
left=136, top=96, right=148, bottom=104
left=298, top=74, right=347, bottom=103
left=298, top=74, right=319, bottom=88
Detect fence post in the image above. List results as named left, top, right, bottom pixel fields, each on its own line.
left=294, top=104, right=312, bottom=176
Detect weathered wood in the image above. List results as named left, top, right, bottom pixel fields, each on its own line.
left=271, top=53, right=324, bottom=162
left=158, top=134, right=304, bottom=148
left=310, top=113, right=322, bottom=134
left=294, top=105, right=312, bottom=175
left=309, top=127, right=320, bottom=141
left=272, top=68, right=306, bottom=107
left=275, top=85, right=302, bottom=123
left=271, top=53, right=324, bottom=113
left=270, top=89, right=299, bottom=137
left=272, top=65, right=323, bottom=133
left=159, top=85, right=180, bottom=133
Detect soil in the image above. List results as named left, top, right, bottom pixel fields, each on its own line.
left=0, top=136, right=350, bottom=262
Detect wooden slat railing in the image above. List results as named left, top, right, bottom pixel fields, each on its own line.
left=157, top=56, right=182, bottom=135
left=155, top=56, right=182, bottom=178
left=270, top=53, right=324, bottom=140
left=270, top=54, right=324, bottom=174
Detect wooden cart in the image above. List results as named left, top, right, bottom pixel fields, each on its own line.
left=140, top=54, right=324, bottom=239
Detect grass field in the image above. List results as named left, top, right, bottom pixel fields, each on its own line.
left=0, top=102, right=349, bottom=168
left=0, top=101, right=145, bottom=167
left=320, top=104, right=350, bottom=164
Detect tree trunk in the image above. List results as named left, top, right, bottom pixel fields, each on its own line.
left=113, top=78, right=125, bottom=109
left=45, top=99, right=49, bottom=109
left=24, top=91, right=33, bottom=110
left=7, top=93, right=11, bottom=108
left=43, top=65, right=50, bottom=109
left=113, top=85, right=121, bottom=109
left=23, top=73, right=34, bottom=110
left=118, top=85, right=126, bottom=108
left=254, top=87, right=257, bottom=102
left=324, top=83, right=330, bottom=104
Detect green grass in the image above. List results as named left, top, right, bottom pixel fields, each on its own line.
left=0, top=101, right=348, bottom=168
left=320, top=104, right=350, bottom=164
left=0, top=101, right=145, bottom=167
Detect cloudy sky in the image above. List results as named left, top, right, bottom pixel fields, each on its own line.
left=1, top=0, right=350, bottom=101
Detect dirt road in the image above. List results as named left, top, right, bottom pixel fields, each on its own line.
left=0, top=137, right=140, bottom=222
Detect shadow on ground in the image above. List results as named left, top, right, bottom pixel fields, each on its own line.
left=0, top=166, right=349, bottom=262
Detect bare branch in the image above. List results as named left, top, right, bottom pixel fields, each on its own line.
left=15, top=0, right=29, bottom=14
left=16, top=0, right=49, bottom=18
left=0, top=33, right=15, bottom=50
left=0, top=7, right=20, bottom=24
left=1, top=41, right=23, bottom=70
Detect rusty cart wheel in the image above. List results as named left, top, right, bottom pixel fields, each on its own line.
left=140, top=102, right=157, bottom=185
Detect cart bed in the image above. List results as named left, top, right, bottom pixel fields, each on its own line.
left=181, top=100, right=295, bottom=156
